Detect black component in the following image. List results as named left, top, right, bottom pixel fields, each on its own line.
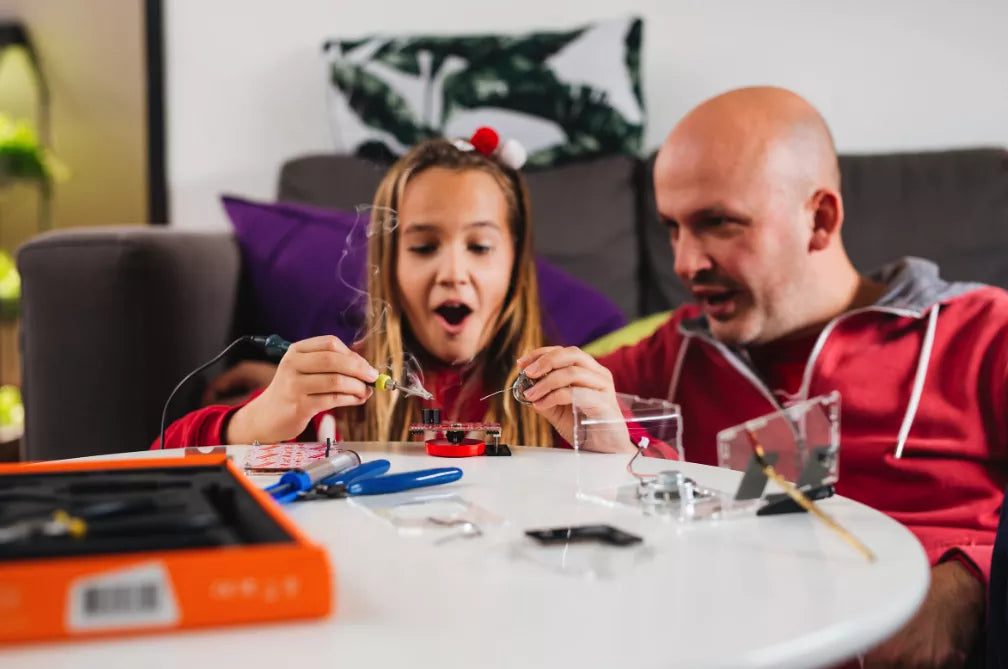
left=248, top=334, right=291, bottom=359
left=296, top=484, right=350, bottom=501
left=66, top=478, right=192, bottom=494
left=525, top=524, right=643, bottom=547
left=734, top=450, right=781, bottom=501
left=0, top=495, right=161, bottom=525
left=86, top=511, right=221, bottom=538
left=757, top=485, right=836, bottom=516
left=445, top=430, right=465, bottom=445
left=484, top=443, right=511, bottom=457
left=795, top=445, right=836, bottom=489
left=72, top=497, right=159, bottom=520
left=422, top=408, right=442, bottom=425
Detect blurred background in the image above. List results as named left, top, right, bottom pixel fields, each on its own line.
left=0, top=0, right=1005, bottom=459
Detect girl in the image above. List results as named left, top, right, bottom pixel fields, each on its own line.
left=157, top=131, right=558, bottom=448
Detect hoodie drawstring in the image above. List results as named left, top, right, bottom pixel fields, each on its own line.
left=668, top=335, right=692, bottom=402
left=894, top=306, right=940, bottom=459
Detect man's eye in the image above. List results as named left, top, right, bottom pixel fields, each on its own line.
left=408, top=244, right=437, bottom=255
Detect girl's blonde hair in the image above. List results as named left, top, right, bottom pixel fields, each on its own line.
left=348, top=138, right=554, bottom=447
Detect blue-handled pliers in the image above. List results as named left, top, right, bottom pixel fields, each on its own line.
left=294, top=459, right=462, bottom=501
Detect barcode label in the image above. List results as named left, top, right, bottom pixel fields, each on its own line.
left=83, top=583, right=160, bottom=615
left=67, top=563, right=178, bottom=631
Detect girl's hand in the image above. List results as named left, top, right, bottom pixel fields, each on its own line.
left=225, top=336, right=379, bottom=444
left=517, top=346, right=634, bottom=453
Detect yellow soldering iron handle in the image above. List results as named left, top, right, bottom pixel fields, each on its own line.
left=369, top=373, right=397, bottom=392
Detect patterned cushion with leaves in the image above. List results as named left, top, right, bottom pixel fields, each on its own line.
left=323, top=17, right=644, bottom=168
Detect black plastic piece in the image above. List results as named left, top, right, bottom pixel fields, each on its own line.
left=734, top=451, right=780, bottom=500
left=422, top=408, right=442, bottom=425
left=297, top=484, right=350, bottom=501
left=525, top=524, right=642, bottom=547
left=795, top=445, right=836, bottom=489
left=445, top=430, right=465, bottom=445
left=484, top=443, right=511, bottom=457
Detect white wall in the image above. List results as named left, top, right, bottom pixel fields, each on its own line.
left=166, top=0, right=1008, bottom=229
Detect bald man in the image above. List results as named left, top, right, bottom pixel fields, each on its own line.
left=522, top=87, right=1003, bottom=667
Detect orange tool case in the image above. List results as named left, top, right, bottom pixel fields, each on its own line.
left=0, top=455, right=332, bottom=644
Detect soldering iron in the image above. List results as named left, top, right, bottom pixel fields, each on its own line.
left=247, top=335, right=406, bottom=393
left=158, top=334, right=431, bottom=450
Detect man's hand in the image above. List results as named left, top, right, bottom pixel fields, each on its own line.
left=517, top=346, right=634, bottom=453
left=862, top=560, right=984, bottom=669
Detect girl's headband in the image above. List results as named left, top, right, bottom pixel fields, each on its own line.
left=453, top=127, right=527, bottom=171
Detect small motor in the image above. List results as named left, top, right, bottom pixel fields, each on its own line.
left=637, top=470, right=699, bottom=505
left=512, top=371, right=536, bottom=406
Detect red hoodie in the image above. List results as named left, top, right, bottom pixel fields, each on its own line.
left=153, top=364, right=494, bottom=449
left=600, top=258, right=1008, bottom=585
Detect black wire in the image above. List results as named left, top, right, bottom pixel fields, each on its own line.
left=159, top=336, right=251, bottom=450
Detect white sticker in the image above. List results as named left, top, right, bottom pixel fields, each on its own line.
left=67, top=562, right=179, bottom=632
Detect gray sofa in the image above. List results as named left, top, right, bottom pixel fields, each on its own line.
left=17, top=148, right=1008, bottom=461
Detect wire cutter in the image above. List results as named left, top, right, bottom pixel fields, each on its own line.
left=264, top=451, right=362, bottom=503
left=295, top=459, right=463, bottom=501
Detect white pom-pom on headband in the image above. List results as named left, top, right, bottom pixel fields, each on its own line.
left=452, top=126, right=528, bottom=171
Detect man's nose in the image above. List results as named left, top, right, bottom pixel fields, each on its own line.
left=672, top=231, right=712, bottom=283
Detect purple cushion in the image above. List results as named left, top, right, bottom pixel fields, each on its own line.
left=535, top=259, right=627, bottom=346
left=222, top=195, right=626, bottom=347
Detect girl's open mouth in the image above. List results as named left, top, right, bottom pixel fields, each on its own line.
left=434, top=302, right=473, bottom=333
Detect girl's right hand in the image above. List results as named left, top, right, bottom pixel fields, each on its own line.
left=224, top=335, right=379, bottom=444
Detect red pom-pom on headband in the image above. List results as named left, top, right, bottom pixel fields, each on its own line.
left=470, top=127, right=499, bottom=156
left=453, top=126, right=527, bottom=170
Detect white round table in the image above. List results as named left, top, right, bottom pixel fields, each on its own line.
left=0, top=443, right=929, bottom=669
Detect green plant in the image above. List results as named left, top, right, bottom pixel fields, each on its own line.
left=0, top=113, right=66, bottom=186
left=0, top=384, right=22, bottom=431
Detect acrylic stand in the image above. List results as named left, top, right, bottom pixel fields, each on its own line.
left=580, top=392, right=841, bottom=522
left=571, top=390, right=683, bottom=458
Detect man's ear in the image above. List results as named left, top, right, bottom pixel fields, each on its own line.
left=808, top=188, right=843, bottom=252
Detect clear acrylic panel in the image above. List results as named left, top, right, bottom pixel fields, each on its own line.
left=571, top=390, right=683, bottom=458
left=579, top=392, right=841, bottom=522
left=716, top=391, right=841, bottom=498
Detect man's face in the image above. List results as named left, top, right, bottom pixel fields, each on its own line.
left=654, top=142, right=812, bottom=346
